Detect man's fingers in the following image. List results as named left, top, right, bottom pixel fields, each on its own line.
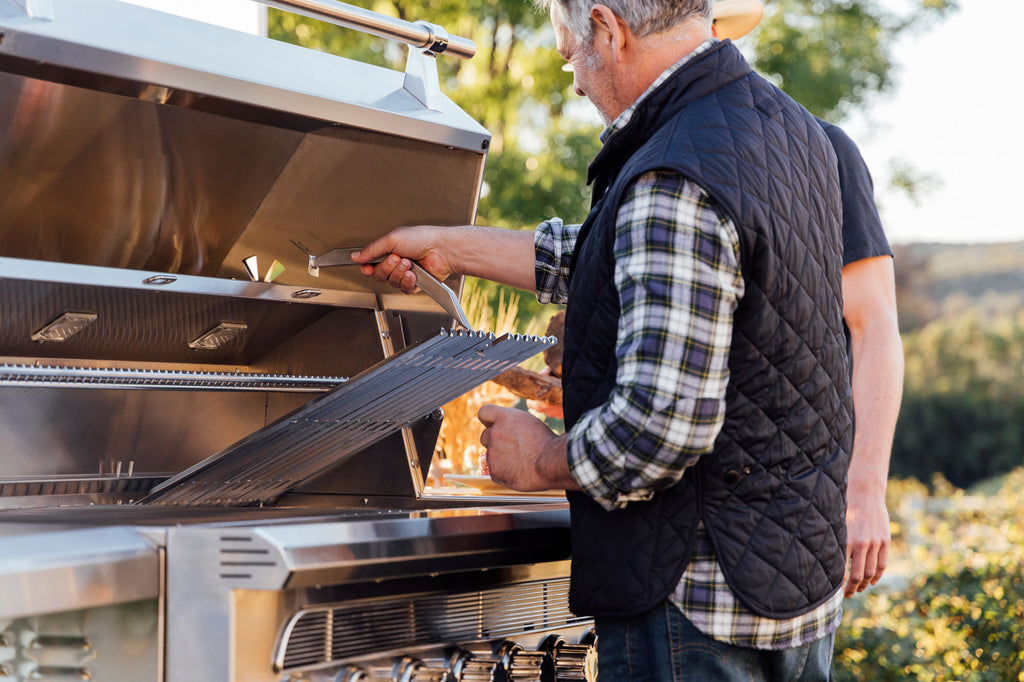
left=477, top=404, right=501, bottom=426
left=871, top=543, right=889, bottom=585
left=845, top=548, right=865, bottom=597
left=351, top=235, right=395, bottom=264
left=859, top=547, right=878, bottom=593
left=846, top=540, right=889, bottom=596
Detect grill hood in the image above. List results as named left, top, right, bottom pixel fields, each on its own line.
left=0, top=0, right=489, bottom=287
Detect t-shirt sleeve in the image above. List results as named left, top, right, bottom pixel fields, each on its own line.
left=819, top=120, right=894, bottom=266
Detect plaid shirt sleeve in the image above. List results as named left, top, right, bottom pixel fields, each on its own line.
left=565, top=171, right=744, bottom=510
left=534, top=218, right=577, bottom=305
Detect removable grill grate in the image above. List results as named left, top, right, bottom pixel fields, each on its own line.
left=276, top=577, right=586, bottom=671
left=139, top=329, right=552, bottom=506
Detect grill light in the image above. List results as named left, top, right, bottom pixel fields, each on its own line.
left=30, top=312, right=97, bottom=343
left=188, top=321, right=247, bottom=350
left=243, top=255, right=260, bottom=282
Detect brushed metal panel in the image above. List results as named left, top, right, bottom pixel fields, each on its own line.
left=0, top=70, right=304, bottom=274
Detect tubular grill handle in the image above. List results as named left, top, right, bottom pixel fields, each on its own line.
left=255, top=0, right=475, bottom=58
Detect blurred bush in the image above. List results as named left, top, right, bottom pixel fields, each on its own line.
left=835, top=470, right=1024, bottom=681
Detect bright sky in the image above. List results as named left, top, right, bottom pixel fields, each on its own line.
left=849, top=1, right=1024, bottom=245
left=118, top=0, right=265, bottom=35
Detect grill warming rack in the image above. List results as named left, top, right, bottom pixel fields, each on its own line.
left=0, top=364, right=345, bottom=392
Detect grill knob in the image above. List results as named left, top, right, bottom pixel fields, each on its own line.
left=335, top=666, right=369, bottom=682
left=405, top=666, right=452, bottom=682
left=395, top=656, right=452, bottom=682
left=552, top=644, right=598, bottom=682
left=506, top=651, right=545, bottom=681
left=455, top=659, right=500, bottom=682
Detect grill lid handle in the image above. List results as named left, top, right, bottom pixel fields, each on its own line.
left=292, top=241, right=475, bottom=332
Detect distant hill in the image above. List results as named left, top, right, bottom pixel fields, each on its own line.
left=893, top=242, right=1024, bottom=332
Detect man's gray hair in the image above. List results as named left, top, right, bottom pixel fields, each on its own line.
left=536, top=0, right=713, bottom=44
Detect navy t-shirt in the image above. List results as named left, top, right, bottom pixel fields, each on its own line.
left=817, top=118, right=893, bottom=265
left=817, top=119, right=893, bottom=377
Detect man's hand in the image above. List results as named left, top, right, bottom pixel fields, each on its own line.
left=351, top=225, right=454, bottom=294
left=350, top=224, right=538, bottom=293
left=844, top=479, right=890, bottom=596
left=478, top=404, right=578, bottom=492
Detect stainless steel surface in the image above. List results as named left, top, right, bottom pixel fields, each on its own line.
left=256, top=0, right=475, bottom=59
left=141, top=330, right=553, bottom=506
left=0, top=0, right=489, bottom=278
left=165, top=510, right=580, bottom=682
left=0, top=526, right=158, bottom=619
left=298, top=243, right=475, bottom=332
left=0, top=600, right=161, bottom=681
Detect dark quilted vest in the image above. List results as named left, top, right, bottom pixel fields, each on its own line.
left=561, top=41, right=853, bottom=619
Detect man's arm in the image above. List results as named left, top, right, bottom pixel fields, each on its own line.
left=352, top=224, right=538, bottom=293
left=842, top=254, right=904, bottom=596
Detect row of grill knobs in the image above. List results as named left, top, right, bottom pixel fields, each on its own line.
left=337, top=634, right=596, bottom=682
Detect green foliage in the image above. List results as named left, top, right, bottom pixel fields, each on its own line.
left=479, top=120, right=600, bottom=228
left=892, top=311, right=1024, bottom=488
left=752, top=0, right=957, bottom=121
left=835, top=471, right=1024, bottom=681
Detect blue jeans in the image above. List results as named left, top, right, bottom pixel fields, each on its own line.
left=595, top=601, right=834, bottom=681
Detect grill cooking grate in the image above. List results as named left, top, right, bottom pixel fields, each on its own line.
left=139, top=329, right=552, bottom=506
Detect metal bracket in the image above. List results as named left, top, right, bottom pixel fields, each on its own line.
left=403, top=21, right=448, bottom=111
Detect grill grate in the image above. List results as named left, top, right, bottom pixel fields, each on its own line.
left=277, top=577, right=587, bottom=671
left=139, top=329, right=552, bottom=506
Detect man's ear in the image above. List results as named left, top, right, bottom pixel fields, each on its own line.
left=590, top=4, right=630, bottom=63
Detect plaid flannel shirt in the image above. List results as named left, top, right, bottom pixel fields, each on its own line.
left=532, top=41, right=843, bottom=649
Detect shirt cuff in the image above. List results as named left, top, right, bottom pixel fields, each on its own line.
left=533, top=219, right=571, bottom=305
left=566, top=408, right=655, bottom=511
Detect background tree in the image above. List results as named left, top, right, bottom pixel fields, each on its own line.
left=752, top=0, right=956, bottom=121
left=268, top=0, right=957, bottom=327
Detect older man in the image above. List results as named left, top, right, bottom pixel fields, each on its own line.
left=355, top=1, right=851, bottom=678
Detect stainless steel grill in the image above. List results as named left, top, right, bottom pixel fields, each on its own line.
left=0, top=1, right=592, bottom=680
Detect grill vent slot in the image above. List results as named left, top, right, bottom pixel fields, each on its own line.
left=278, top=578, right=588, bottom=671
